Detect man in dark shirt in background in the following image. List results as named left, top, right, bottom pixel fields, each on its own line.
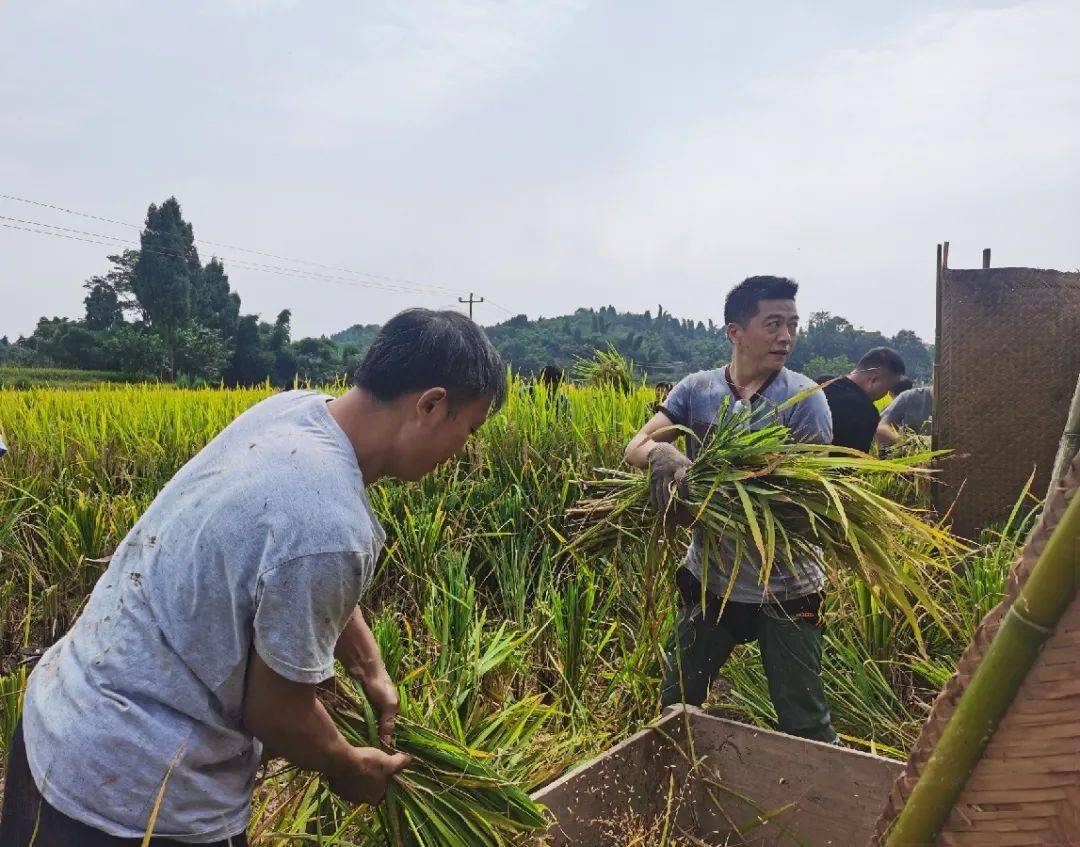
left=822, top=347, right=906, bottom=452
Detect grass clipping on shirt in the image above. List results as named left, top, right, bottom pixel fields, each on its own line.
left=329, top=674, right=547, bottom=847
left=566, top=394, right=961, bottom=653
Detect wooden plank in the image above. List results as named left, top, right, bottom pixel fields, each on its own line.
left=997, top=704, right=1080, bottom=726
left=531, top=710, right=691, bottom=846
left=960, top=787, right=1070, bottom=804
left=533, top=709, right=900, bottom=846
left=684, top=714, right=901, bottom=847
left=1025, top=661, right=1080, bottom=684
left=965, top=770, right=1079, bottom=791
left=962, top=803, right=1061, bottom=820
left=943, top=832, right=1046, bottom=847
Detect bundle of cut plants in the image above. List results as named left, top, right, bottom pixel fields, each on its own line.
left=570, top=343, right=638, bottom=393
left=567, top=397, right=960, bottom=651
left=327, top=673, right=548, bottom=847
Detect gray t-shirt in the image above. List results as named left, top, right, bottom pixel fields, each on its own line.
left=881, top=387, right=933, bottom=433
left=22, top=390, right=385, bottom=842
left=660, top=366, right=833, bottom=604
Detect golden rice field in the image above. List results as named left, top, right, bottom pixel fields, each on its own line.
left=0, top=381, right=1036, bottom=844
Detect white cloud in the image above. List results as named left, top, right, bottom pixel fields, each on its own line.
left=215, top=0, right=304, bottom=14
left=284, top=0, right=582, bottom=132
left=547, top=0, right=1079, bottom=334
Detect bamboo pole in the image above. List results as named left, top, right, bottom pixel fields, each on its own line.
left=1047, top=373, right=1080, bottom=497
left=885, top=485, right=1080, bottom=846
left=931, top=244, right=944, bottom=509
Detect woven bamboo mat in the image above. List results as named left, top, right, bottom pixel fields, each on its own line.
left=872, top=452, right=1080, bottom=846
left=936, top=267, right=1080, bottom=538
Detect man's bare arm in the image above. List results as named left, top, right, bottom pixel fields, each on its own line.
left=335, top=607, right=399, bottom=745
left=244, top=652, right=408, bottom=805
left=624, top=410, right=683, bottom=469
left=875, top=421, right=900, bottom=447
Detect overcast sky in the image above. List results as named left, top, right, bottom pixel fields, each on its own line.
left=2, top=0, right=1077, bottom=341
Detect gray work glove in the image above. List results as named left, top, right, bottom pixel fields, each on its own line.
left=647, top=443, right=694, bottom=526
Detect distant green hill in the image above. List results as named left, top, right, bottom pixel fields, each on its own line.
left=482, top=306, right=729, bottom=382
left=332, top=306, right=933, bottom=383
left=330, top=323, right=381, bottom=354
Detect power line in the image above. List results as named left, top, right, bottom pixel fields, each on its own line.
left=0, top=214, right=452, bottom=299
left=0, top=192, right=457, bottom=295
left=0, top=214, right=445, bottom=296
left=0, top=192, right=521, bottom=321
left=483, top=296, right=516, bottom=316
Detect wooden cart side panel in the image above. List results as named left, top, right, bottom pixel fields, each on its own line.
left=686, top=714, right=903, bottom=847
left=531, top=710, right=691, bottom=846
left=533, top=709, right=901, bottom=846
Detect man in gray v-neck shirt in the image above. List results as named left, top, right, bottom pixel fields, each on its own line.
left=2, top=310, right=506, bottom=846
left=625, top=276, right=837, bottom=743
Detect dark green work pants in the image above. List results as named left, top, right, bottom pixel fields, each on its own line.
left=660, top=568, right=837, bottom=743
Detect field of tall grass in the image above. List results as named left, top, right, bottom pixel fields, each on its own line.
left=0, top=380, right=1037, bottom=843
left=0, top=365, right=138, bottom=389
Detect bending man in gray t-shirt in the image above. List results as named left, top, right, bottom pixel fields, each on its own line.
left=626, top=276, right=837, bottom=743
left=2, top=310, right=506, bottom=847
left=876, top=386, right=933, bottom=446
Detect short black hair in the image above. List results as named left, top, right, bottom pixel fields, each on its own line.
left=855, top=346, right=906, bottom=376
left=724, top=276, right=799, bottom=326
left=892, top=376, right=914, bottom=394
left=538, top=365, right=564, bottom=388
left=352, top=309, right=506, bottom=411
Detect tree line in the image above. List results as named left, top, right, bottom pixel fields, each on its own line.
left=3, top=197, right=933, bottom=386
left=343, top=305, right=933, bottom=383
left=2, top=198, right=361, bottom=385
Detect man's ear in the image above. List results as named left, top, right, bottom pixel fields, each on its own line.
left=416, top=387, right=448, bottom=417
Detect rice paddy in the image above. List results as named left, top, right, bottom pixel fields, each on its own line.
left=0, top=379, right=1037, bottom=844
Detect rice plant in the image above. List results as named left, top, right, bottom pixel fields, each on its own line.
left=571, top=344, right=639, bottom=393
left=0, top=378, right=1037, bottom=846
left=329, top=677, right=548, bottom=847
left=568, top=398, right=961, bottom=651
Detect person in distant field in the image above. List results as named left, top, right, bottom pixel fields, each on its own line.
left=0, top=434, right=6, bottom=458
left=652, top=381, right=674, bottom=414
left=538, top=364, right=564, bottom=390
left=624, top=276, right=837, bottom=743
left=890, top=376, right=914, bottom=399
left=876, top=385, right=933, bottom=447
left=0, top=309, right=506, bottom=847
left=529, top=364, right=570, bottom=417
left=822, top=348, right=906, bottom=453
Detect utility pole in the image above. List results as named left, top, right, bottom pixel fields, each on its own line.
left=458, top=292, right=484, bottom=319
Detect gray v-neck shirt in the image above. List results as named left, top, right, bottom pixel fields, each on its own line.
left=660, top=366, right=832, bottom=604
left=23, top=390, right=385, bottom=842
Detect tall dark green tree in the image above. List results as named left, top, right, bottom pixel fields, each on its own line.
left=270, top=309, right=298, bottom=385
left=270, top=309, right=291, bottom=352
left=225, top=315, right=273, bottom=385
left=890, top=329, right=933, bottom=380
left=133, top=198, right=201, bottom=376
left=82, top=250, right=143, bottom=323
left=83, top=281, right=123, bottom=330
left=191, top=258, right=240, bottom=338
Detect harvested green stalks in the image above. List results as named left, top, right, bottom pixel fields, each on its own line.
left=571, top=344, right=638, bottom=393
left=329, top=675, right=548, bottom=847
left=567, top=398, right=961, bottom=651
